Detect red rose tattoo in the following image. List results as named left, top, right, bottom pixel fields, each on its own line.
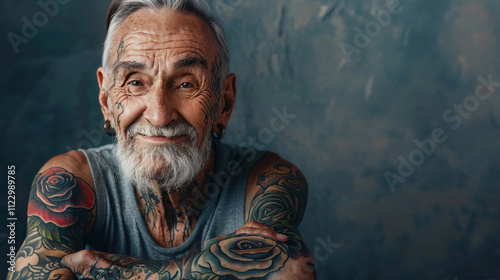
left=27, top=167, right=95, bottom=243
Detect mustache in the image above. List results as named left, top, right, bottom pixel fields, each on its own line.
left=126, top=121, right=197, bottom=141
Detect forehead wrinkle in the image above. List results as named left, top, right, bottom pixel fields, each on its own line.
left=122, top=30, right=213, bottom=42
left=115, top=28, right=216, bottom=79
left=120, top=31, right=211, bottom=60
left=119, top=51, right=205, bottom=80
left=122, top=39, right=208, bottom=58
left=122, top=30, right=211, bottom=46
left=109, top=9, right=220, bottom=68
left=121, top=46, right=207, bottom=70
left=123, top=45, right=206, bottom=58
left=127, top=37, right=210, bottom=46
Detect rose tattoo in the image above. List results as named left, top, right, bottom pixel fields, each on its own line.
left=191, top=234, right=288, bottom=279
left=27, top=167, right=95, bottom=243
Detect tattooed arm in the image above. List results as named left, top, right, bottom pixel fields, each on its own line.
left=62, top=222, right=306, bottom=280
left=243, top=152, right=316, bottom=279
left=61, top=152, right=315, bottom=280
left=7, top=151, right=96, bottom=280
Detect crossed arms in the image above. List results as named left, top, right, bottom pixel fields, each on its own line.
left=8, top=151, right=316, bottom=279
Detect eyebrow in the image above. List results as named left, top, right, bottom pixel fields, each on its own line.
left=175, top=56, right=208, bottom=70
left=112, top=61, right=146, bottom=75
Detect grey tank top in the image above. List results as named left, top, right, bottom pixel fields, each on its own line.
left=80, top=141, right=267, bottom=260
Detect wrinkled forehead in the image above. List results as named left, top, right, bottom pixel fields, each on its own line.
left=108, top=8, right=218, bottom=68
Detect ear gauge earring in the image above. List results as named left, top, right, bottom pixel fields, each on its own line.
left=212, top=123, right=226, bottom=140
left=104, top=120, right=116, bottom=136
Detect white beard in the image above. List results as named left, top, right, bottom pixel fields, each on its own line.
left=115, top=121, right=212, bottom=193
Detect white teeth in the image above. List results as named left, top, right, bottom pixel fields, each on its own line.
left=127, top=122, right=196, bottom=141
left=140, top=129, right=182, bottom=137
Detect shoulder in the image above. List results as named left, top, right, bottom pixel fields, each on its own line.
left=38, top=143, right=116, bottom=189
left=39, top=150, right=93, bottom=188
left=246, top=151, right=308, bottom=197
left=28, top=150, right=96, bottom=235
left=244, top=151, right=308, bottom=226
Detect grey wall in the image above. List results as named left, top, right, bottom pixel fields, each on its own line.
left=1, top=0, right=500, bottom=279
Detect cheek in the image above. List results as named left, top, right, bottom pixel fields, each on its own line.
left=111, top=90, right=146, bottom=133
left=192, top=90, right=220, bottom=123
left=178, top=98, right=216, bottom=143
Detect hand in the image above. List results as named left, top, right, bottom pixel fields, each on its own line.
left=235, top=220, right=288, bottom=242
left=201, top=220, right=288, bottom=253
left=61, top=250, right=113, bottom=279
left=61, top=250, right=181, bottom=279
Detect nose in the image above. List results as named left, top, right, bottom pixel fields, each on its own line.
left=143, top=83, right=179, bottom=127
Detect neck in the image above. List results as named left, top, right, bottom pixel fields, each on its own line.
left=135, top=151, right=215, bottom=248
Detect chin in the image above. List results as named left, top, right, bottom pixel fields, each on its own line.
left=116, top=131, right=212, bottom=192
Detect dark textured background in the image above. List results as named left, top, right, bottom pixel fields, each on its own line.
left=1, top=0, right=500, bottom=279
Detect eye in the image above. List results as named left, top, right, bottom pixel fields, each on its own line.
left=179, top=82, right=194, bottom=89
left=126, top=79, right=147, bottom=96
left=129, top=80, right=144, bottom=86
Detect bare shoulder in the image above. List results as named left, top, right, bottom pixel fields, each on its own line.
left=29, top=150, right=96, bottom=237
left=40, top=150, right=93, bottom=187
left=245, top=151, right=309, bottom=228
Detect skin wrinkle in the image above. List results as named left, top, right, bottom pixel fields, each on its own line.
left=113, top=58, right=209, bottom=89
left=111, top=32, right=209, bottom=81
left=107, top=30, right=210, bottom=72
left=121, top=39, right=208, bottom=51
left=108, top=39, right=125, bottom=92
left=110, top=49, right=215, bottom=131
left=113, top=51, right=209, bottom=81
left=117, top=49, right=208, bottom=79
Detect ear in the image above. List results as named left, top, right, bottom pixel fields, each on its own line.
left=97, top=67, right=113, bottom=124
left=213, top=73, right=237, bottom=130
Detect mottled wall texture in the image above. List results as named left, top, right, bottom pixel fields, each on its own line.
left=1, top=0, right=499, bottom=279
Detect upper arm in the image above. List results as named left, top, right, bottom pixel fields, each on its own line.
left=244, top=152, right=315, bottom=277
left=9, top=150, right=96, bottom=279
left=245, top=152, right=308, bottom=241
left=27, top=150, right=96, bottom=248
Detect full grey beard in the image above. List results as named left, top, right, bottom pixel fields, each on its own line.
left=115, top=121, right=212, bottom=193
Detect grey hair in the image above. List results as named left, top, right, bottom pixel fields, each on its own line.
left=102, top=0, right=230, bottom=78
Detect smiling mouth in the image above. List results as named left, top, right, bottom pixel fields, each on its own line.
left=136, top=134, right=188, bottom=143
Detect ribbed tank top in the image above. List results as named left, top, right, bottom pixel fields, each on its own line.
left=79, top=141, right=267, bottom=260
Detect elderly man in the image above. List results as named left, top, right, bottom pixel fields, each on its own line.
left=8, top=0, right=315, bottom=279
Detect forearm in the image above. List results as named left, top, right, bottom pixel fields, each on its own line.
left=63, top=252, right=184, bottom=279
left=7, top=230, right=76, bottom=280
left=8, top=258, right=74, bottom=280
left=63, top=232, right=314, bottom=280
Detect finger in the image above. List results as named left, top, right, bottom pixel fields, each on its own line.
left=275, top=233, right=289, bottom=242
left=236, top=226, right=288, bottom=242
left=244, top=220, right=267, bottom=228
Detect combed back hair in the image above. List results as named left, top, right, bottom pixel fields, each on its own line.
left=102, top=0, right=230, bottom=78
